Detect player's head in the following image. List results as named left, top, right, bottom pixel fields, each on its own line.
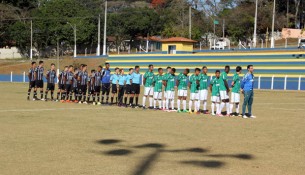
left=236, top=66, right=242, bottom=74
left=158, top=68, right=163, bottom=74
left=39, top=61, right=44, bottom=67
left=247, top=65, right=254, bottom=73
left=129, top=68, right=134, bottom=74
left=119, top=68, right=124, bottom=74
left=225, top=65, right=230, bottom=73
left=166, top=66, right=171, bottom=73
left=68, top=65, right=73, bottom=71
left=115, top=67, right=119, bottom=73
left=183, top=68, right=190, bottom=75
left=50, top=63, right=55, bottom=70
left=64, top=66, right=68, bottom=71
left=148, top=64, right=154, bottom=71
left=82, top=64, right=87, bottom=71
left=31, top=61, right=36, bottom=67
left=202, top=66, right=208, bottom=74
left=105, top=63, right=110, bottom=69
left=215, top=70, right=220, bottom=78
left=195, top=68, right=200, bottom=75
left=171, top=68, right=176, bottom=74
left=135, top=65, right=140, bottom=72
left=79, top=64, right=84, bottom=69
left=91, top=69, right=95, bottom=74
left=74, top=67, right=78, bottom=72
left=97, top=65, right=102, bottom=71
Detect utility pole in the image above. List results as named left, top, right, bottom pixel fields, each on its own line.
left=97, top=14, right=101, bottom=56
left=102, top=0, right=107, bottom=56
left=74, top=24, right=77, bottom=57
left=189, top=6, right=191, bottom=39
left=253, top=0, right=258, bottom=48
left=57, top=38, right=60, bottom=80
left=270, top=0, right=276, bottom=48
left=287, top=0, right=289, bottom=27
left=30, top=20, right=33, bottom=60
left=222, top=19, right=225, bottom=38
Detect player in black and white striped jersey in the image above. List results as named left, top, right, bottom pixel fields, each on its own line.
left=34, top=61, right=44, bottom=100
left=44, top=63, right=56, bottom=101
left=65, top=65, right=74, bottom=102
left=57, top=66, right=68, bottom=102
left=72, top=67, right=79, bottom=102
left=78, top=64, right=89, bottom=104
left=92, top=66, right=103, bottom=105
left=27, top=62, right=37, bottom=100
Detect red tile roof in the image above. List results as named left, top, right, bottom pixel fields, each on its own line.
left=161, top=37, right=197, bottom=43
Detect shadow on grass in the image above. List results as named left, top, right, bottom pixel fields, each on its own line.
left=95, top=138, right=254, bottom=175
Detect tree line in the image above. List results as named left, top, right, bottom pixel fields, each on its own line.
left=0, top=0, right=304, bottom=57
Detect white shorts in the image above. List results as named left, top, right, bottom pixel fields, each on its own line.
left=199, top=89, right=208, bottom=101
left=178, top=90, right=187, bottom=97
left=190, top=93, right=199, bottom=100
left=211, top=96, right=220, bottom=103
left=163, top=91, right=167, bottom=98
left=231, top=92, right=240, bottom=103
left=166, top=91, right=175, bottom=99
left=220, top=90, right=229, bottom=100
left=144, top=87, right=154, bottom=96
left=153, top=91, right=162, bottom=99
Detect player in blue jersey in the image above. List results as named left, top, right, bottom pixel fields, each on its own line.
left=101, top=63, right=111, bottom=104
left=130, top=65, right=141, bottom=108
left=117, top=69, right=126, bottom=106
left=124, top=68, right=133, bottom=107
left=27, top=61, right=37, bottom=100
left=110, top=67, right=120, bottom=105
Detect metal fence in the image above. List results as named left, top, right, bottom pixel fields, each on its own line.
left=0, top=72, right=304, bottom=91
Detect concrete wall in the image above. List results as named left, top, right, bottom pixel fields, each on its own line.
left=0, top=47, right=23, bottom=59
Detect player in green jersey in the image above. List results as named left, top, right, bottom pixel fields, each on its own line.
left=219, top=65, right=231, bottom=116
left=153, top=68, right=164, bottom=109
left=164, top=68, right=176, bottom=111
left=176, top=68, right=189, bottom=112
left=210, top=70, right=221, bottom=116
left=142, top=64, right=154, bottom=109
left=198, top=66, right=209, bottom=114
left=162, top=66, right=172, bottom=110
left=230, top=66, right=242, bottom=116
left=188, top=68, right=201, bottom=114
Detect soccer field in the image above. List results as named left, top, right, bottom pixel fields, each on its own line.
left=0, top=83, right=304, bottom=175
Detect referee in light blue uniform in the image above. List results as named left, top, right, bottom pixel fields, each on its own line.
left=241, top=65, right=256, bottom=119
left=130, top=65, right=141, bottom=107
left=110, top=67, right=120, bottom=105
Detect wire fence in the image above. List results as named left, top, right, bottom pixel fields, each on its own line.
left=0, top=72, right=304, bottom=91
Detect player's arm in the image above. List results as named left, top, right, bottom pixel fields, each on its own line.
left=34, top=68, right=37, bottom=80
left=45, top=71, right=49, bottom=80
left=143, top=73, right=147, bottom=85
left=28, top=70, right=31, bottom=80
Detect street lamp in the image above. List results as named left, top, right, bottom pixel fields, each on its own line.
left=102, top=0, right=107, bottom=56
left=67, top=22, right=77, bottom=57
left=253, top=0, right=258, bottom=48
left=270, top=0, right=276, bottom=48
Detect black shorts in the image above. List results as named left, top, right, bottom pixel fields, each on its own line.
left=65, top=84, right=72, bottom=92
left=47, top=83, right=55, bottom=91
left=125, top=84, right=132, bottom=94
left=88, top=86, right=95, bottom=94
left=102, top=83, right=110, bottom=92
left=58, top=84, right=65, bottom=90
left=94, top=86, right=101, bottom=93
left=29, top=81, right=35, bottom=88
left=131, top=83, right=140, bottom=94
left=72, top=87, right=78, bottom=93
left=80, top=85, right=87, bottom=94
left=112, top=84, right=117, bottom=93
left=35, top=80, right=43, bottom=88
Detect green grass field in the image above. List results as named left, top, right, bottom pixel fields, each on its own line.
left=0, top=83, right=305, bottom=175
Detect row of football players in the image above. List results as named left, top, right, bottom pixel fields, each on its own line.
left=27, top=61, right=241, bottom=116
